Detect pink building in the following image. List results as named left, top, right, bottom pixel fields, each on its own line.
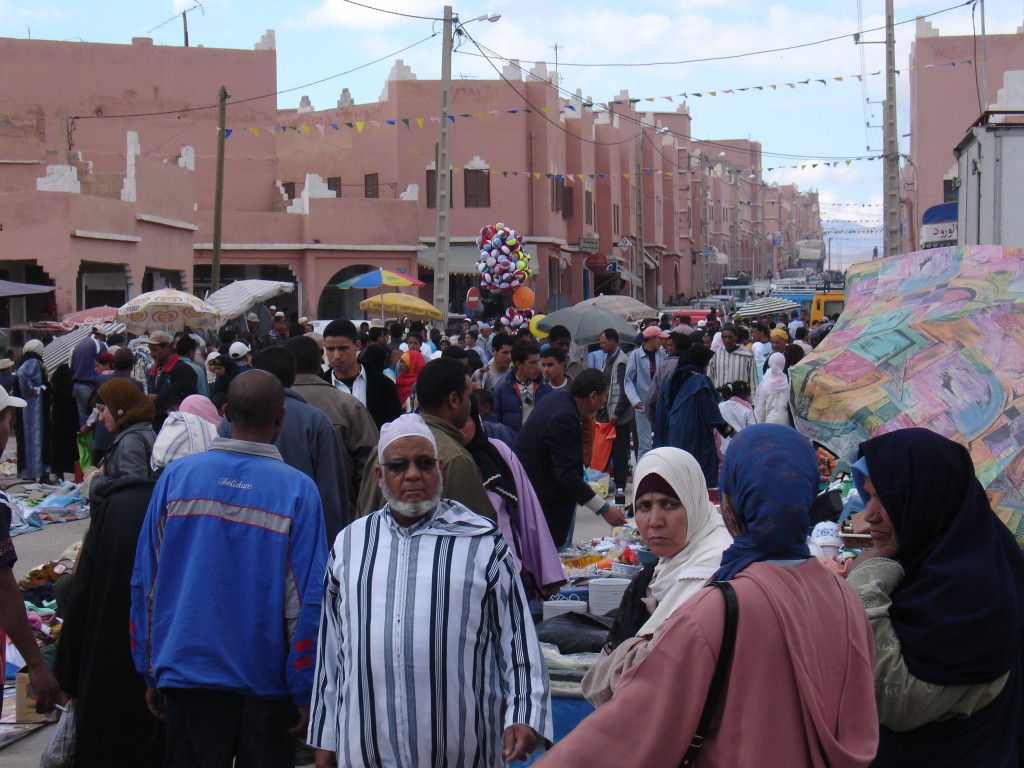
left=1, top=33, right=823, bottom=325
left=903, top=19, right=1024, bottom=251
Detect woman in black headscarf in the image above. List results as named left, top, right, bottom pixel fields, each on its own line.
left=846, top=428, right=1024, bottom=767
left=652, top=345, right=731, bottom=489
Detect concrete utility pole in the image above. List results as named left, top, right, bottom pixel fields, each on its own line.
left=432, top=5, right=454, bottom=323
left=635, top=118, right=645, bottom=301
left=883, top=0, right=901, bottom=257
left=211, top=85, right=227, bottom=292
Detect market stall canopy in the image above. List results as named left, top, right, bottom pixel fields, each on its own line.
left=61, top=306, right=118, bottom=328
left=732, top=296, right=801, bottom=319
left=790, top=244, right=1024, bottom=543
left=535, top=304, right=637, bottom=347
left=206, top=280, right=295, bottom=321
left=339, top=268, right=424, bottom=289
left=0, top=279, right=55, bottom=298
left=116, top=289, right=221, bottom=334
left=359, top=292, right=441, bottom=321
left=42, top=322, right=125, bottom=371
left=577, top=294, right=658, bottom=322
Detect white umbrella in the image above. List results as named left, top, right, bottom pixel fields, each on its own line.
left=42, top=322, right=125, bottom=371
left=116, top=289, right=221, bottom=334
left=732, top=296, right=801, bottom=319
left=206, top=280, right=296, bottom=322
left=576, top=294, right=659, bottom=322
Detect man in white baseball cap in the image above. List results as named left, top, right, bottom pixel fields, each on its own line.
left=229, top=341, right=252, bottom=371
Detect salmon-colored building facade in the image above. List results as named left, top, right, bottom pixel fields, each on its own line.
left=902, top=19, right=1024, bottom=252
left=0, top=33, right=823, bottom=324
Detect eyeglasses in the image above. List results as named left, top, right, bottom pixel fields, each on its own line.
left=383, top=456, right=439, bottom=474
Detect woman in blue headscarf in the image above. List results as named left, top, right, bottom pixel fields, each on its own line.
left=536, top=423, right=878, bottom=767
left=845, top=428, right=1024, bottom=767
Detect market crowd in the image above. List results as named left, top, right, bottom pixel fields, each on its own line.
left=1, top=304, right=1022, bottom=768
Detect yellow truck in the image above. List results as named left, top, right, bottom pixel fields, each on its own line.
left=811, top=291, right=845, bottom=324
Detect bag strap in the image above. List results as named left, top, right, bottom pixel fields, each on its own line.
left=680, top=581, right=739, bottom=767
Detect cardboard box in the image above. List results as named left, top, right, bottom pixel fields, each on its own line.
left=15, top=667, right=57, bottom=723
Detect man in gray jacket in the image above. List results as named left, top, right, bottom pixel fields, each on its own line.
left=288, top=335, right=378, bottom=513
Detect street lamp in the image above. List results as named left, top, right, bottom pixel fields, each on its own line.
left=432, top=7, right=500, bottom=323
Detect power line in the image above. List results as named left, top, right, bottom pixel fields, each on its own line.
left=461, top=0, right=971, bottom=69
left=466, top=35, right=883, bottom=163
left=70, top=32, right=438, bottom=121
left=339, top=0, right=443, bottom=22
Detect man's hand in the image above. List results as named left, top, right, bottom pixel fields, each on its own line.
left=602, top=505, right=627, bottom=527
left=633, top=402, right=644, bottom=411
left=609, top=414, right=619, bottom=426
left=144, top=687, right=166, bottom=721
left=287, top=705, right=310, bottom=738
left=503, top=724, right=537, bottom=763
left=314, top=749, right=338, bottom=768
left=26, top=659, right=59, bottom=714
left=538, top=581, right=566, bottom=599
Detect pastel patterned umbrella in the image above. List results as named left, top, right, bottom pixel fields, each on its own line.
left=116, top=288, right=221, bottom=334
left=338, top=268, right=424, bottom=289
left=790, top=245, right=1024, bottom=544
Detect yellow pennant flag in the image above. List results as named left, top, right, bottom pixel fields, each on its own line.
left=576, top=174, right=584, bottom=181
left=770, top=84, right=777, bottom=90
left=533, top=172, right=541, bottom=180
left=709, top=91, right=716, bottom=96
left=249, top=127, right=260, bottom=137
left=541, top=106, right=551, bottom=113
left=355, top=122, right=365, bottom=133
left=845, top=159, right=853, bottom=166
left=415, top=117, right=424, bottom=128
left=301, top=124, right=310, bottom=135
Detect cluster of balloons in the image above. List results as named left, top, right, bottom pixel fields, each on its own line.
left=500, top=306, right=534, bottom=330
left=475, top=222, right=531, bottom=291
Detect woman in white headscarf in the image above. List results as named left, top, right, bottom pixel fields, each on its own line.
left=581, top=447, right=732, bottom=706
left=754, top=351, right=792, bottom=425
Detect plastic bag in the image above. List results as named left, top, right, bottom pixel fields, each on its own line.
left=39, top=700, right=75, bottom=768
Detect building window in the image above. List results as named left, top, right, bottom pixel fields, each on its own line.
left=655, top=195, right=662, bottom=228
left=613, top=203, right=620, bottom=235
left=327, top=176, right=341, bottom=196
left=282, top=182, right=296, bottom=200
left=562, top=185, right=573, bottom=220
left=426, top=169, right=452, bottom=208
left=943, top=178, right=959, bottom=203
left=364, top=173, right=379, bottom=199
left=585, top=189, right=593, bottom=225
left=464, top=169, right=490, bottom=208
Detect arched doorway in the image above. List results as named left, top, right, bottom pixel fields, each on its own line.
left=317, top=264, right=378, bottom=321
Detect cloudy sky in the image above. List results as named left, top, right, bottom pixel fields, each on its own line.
left=2, top=0, right=1021, bottom=268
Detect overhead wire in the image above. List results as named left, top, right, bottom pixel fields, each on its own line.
left=338, top=0, right=443, bottom=22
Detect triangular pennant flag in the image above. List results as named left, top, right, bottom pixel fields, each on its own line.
left=628, top=98, right=641, bottom=104
left=301, top=124, right=310, bottom=135
left=693, top=93, right=703, bottom=97
left=623, top=173, right=631, bottom=178
left=565, top=105, right=577, bottom=111
left=385, top=119, right=396, bottom=126
left=474, top=112, right=484, bottom=118
left=415, top=117, right=424, bottom=128
left=224, top=128, right=233, bottom=138
left=576, top=174, right=583, bottom=181
left=770, top=84, right=777, bottom=90
left=664, top=95, right=674, bottom=101
left=453, top=167, right=460, bottom=172
left=723, top=90, right=733, bottom=95
left=645, top=97, right=655, bottom=102
left=834, top=76, right=843, bottom=81
left=512, top=171, right=519, bottom=177
left=345, top=122, right=354, bottom=129
left=845, top=159, right=852, bottom=166
left=370, top=120, right=380, bottom=128
left=429, top=116, right=440, bottom=123
left=816, top=79, right=826, bottom=85
left=541, top=106, right=551, bottom=113
left=330, top=122, right=340, bottom=130
left=708, top=91, right=716, bottom=96
left=402, top=118, right=410, bottom=128
left=533, top=173, right=541, bottom=180
left=447, top=115, right=455, bottom=122
left=355, top=122, right=364, bottom=133
left=503, top=171, right=508, bottom=178
left=316, top=124, right=325, bottom=136
left=249, top=127, right=260, bottom=136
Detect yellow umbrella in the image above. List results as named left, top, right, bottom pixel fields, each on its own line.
left=359, top=293, right=442, bottom=321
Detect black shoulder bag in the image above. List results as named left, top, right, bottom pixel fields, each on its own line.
left=680, top=581, right=739, bottom=767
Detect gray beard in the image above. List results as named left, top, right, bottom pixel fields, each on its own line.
left=382, top=482, right=443, bottom=520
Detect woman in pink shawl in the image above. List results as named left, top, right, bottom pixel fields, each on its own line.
left=536, top=425, right=878, bottom=767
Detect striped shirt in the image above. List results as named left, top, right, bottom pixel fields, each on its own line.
left=308, top=499, right=552, bottom=766
left=707, top=346, right=760, bottom=394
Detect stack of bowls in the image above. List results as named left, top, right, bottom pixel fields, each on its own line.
left=588, top=578, right=631, bottom=616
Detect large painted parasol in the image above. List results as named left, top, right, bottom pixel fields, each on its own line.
left=116, top=289, right=221, bottom=334
left=790, top=245, right=1024, bottom=542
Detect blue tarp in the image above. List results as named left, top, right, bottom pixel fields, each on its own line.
left=922, top=201, right=958, bottom=225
